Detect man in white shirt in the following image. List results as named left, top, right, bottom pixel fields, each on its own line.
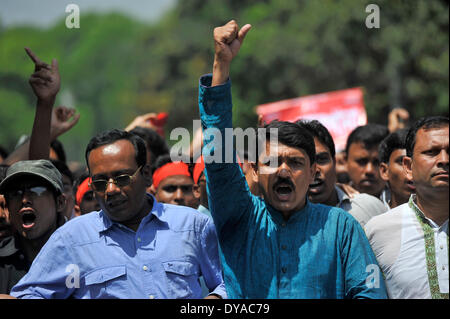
left=378, top=129, right=415, bottom=209
left=365, top=116, right=449, bottom=299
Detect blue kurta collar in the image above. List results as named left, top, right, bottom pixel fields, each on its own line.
left=265, top=199, right=312, bottom=226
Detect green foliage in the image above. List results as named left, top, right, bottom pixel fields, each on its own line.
left=0, top=0, right=448, bottom=163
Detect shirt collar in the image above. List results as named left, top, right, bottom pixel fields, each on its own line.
left=335, top=185, right=350, bottom=206
left=409, top=194, right=449, bottom=230
left=197, top=204, right=211, bottom=215
left=380, top=187, right=391, bottom=206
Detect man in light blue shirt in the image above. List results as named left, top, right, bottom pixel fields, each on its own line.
left=199, top=20, right=387, bottom=299
left=9, top=129, right=226, bottom=299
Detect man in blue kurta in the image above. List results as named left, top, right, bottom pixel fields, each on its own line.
left=199, top=20, right=387, bottom=299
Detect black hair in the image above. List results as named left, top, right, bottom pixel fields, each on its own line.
left=50, top=139, right=67, bottom=163
left=405, top=116, right=449, bottom=157
left=85, top=129, right=147, bottom=172
left=0, top=145, right=9, bottom=160
left=71, top=165, right=88, bottom=184
left=130, top=126, right=169, bottom=164
left=296, top=119, right=336, bottom=159
left=152, top=154, right=173, bottom=174
left=378, top=128, right=409, bottom=164
left=72, top=170, right=90, bottom=196
left=50, top=159, right=74, bottom=185
left=345, top=124, right=389, bottom=155
left=257, top=120, right=316, bottom=165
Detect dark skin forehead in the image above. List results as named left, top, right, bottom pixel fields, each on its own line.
left=88, top=140, right=139, bottom=178
left=157, top=175, right=194, bottom=189
left=347, top=142, right=379, bottom=159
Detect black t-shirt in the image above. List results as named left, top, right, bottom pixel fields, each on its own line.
left=0, top=236, right=31, bottom=294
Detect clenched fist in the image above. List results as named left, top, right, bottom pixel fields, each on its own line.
left=212, top=20, right=251, bottom=86
left=213, top=20, right=252, bottom=65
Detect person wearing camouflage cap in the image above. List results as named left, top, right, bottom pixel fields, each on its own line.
left=0, top=159, right=66, bottom=294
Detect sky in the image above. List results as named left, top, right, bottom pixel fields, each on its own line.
left=0, top=0, right=177, bottom=28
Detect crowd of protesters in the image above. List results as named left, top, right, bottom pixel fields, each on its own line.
left=0, top=20, right=448, bottom=299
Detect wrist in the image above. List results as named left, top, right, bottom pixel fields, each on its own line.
left=212, top=59, right=230, bottom=86
left=37, top=97, right=56, bottom=108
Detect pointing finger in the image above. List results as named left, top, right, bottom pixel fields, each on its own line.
left=25, top=47, right=43, bottom=65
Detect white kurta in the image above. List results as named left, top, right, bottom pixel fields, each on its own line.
left=365, top=195, right=449, bottom=299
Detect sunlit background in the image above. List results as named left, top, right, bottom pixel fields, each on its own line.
left=0, top=0, right=448, bottom=165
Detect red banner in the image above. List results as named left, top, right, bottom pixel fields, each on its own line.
left=255, top=87, right=367, bottom=152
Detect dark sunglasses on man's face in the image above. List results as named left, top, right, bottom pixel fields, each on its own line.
left=6, top=186, right=50, bottom=202
left=90, top=166, right=142, bottom=193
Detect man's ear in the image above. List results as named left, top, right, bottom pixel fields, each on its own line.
left=192, top=184, right=201, bottom=199
left=0, top=195, right=9, bottom=222
left=73, top=204, right=81, bottom=217
left=251, top=163, right=259, bottom=184
left=147, top=184, right=156, bottom=196
left=343, top=153, right=349, bottom=171
left=309, top=163, right=317, bottom=184
left=379, top=162, right=390, bottom=181
left=55, top=194, right=68, bottom=226
left=56, top=193, right=67, bottom=213
left=141, top=164, right=153, bottom=187
left=402, top=156, right=413, bottom=181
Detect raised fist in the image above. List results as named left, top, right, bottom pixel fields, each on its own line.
left=213, top=20, right=252, bottom=65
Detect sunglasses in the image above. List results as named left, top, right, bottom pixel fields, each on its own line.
left=90, top=166, right=142, bottom=193
left=6, top=186, right=50, bottom=201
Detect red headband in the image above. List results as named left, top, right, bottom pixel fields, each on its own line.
left=152, top=162, right=191, bottom=189
left=76, top=177, right=92, bottom=205
left=193, top=156, right=205, bottom=184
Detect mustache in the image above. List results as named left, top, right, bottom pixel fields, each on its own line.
left=273, top=177, right=296, bottom=190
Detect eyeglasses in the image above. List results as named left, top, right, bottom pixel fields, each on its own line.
left=90, top=166, right=142, bottom=193
left=6, top=186, right=50, bottom=201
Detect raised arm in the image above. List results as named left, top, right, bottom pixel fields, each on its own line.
left=25, top=47, right=61, bottom=160
left=199, top=21, right=254, bottom=233
left=211, top=20, right=251, bottom=86
left=2, top=49, right=79, bottom=165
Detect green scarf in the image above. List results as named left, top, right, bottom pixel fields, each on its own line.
left=409, top=196, right=449, bottom=299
